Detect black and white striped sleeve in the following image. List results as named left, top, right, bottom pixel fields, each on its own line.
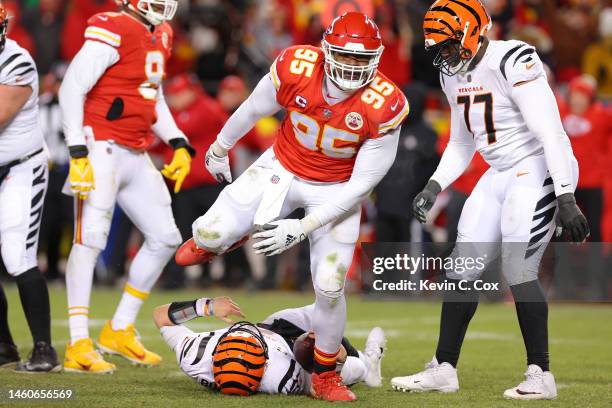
left=496, top=41, right=545, bottom=87
left=0, top=50, right=37, bottom=87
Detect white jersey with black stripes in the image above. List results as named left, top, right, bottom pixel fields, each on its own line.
left=0, top=39, right=43, bottom=165
left=161, top=325, right=306, bottom=395
left=432, top=40, right=576, bottom=197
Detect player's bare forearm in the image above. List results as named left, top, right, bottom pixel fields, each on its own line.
left=0, top=84, right=32, bottom=127
left=153, top=304, right=173, bottom=328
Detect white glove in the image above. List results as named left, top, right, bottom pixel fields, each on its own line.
left=252, top=219, right=307, bottom=256
left=205, top=141, right=232, bottom=183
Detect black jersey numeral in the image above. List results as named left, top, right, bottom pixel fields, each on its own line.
left=456, top=93, right=497, bottom=144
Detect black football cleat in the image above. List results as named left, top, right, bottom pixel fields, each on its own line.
left=15, top=341, right=61, bottom=373
left=0, top=342, right=20, bottom=368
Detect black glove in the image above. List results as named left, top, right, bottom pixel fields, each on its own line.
left=556, top=193, right=590, bottom=243
left=413, top=180, right=442, bottom=224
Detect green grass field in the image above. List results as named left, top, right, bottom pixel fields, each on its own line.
left=1, top=285, right=611, bottom=408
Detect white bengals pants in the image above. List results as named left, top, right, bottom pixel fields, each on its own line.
left=192, top=148, right=361, bottom=353
left=0, top=151, right=47, bottom=276
left=448, top=154, right=579, bottom=285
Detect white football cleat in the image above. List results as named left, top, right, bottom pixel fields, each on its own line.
left=503, top=364, right=557, bottom=400
left=391, top=357, right=459, bottom=393
left=362, top=327, right=386, bottom=387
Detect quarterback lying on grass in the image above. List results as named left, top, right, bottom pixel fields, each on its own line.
left=153, top=296, right=386, bottom=396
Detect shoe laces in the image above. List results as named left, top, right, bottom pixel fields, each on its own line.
left=519, top=368, right=544, bottom=390
left=318, top=372, right=347, bottom=392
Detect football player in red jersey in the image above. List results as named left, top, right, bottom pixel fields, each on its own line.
left=58, top=0, right=193, bottom=373
left=175, top=12, right=408, bottom=401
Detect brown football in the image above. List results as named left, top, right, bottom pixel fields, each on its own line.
left=293, top=332, right=315, bottom=373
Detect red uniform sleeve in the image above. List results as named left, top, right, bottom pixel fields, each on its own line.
left=270, top=45, right=323, bottom=106
left=84, top=13, right=122, bottom=48
left=377, top=89, right=409, bottom=135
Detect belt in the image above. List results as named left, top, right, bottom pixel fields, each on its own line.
left=0, top=148, right=44, bottom=185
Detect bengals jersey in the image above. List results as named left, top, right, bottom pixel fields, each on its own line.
left=163, top=325, right=306, bottom=395
left=270, top=45, right=409, bottom=182
left=82, top=12, right=173, bottom=149
left=440, top=40, right=572, bottom=171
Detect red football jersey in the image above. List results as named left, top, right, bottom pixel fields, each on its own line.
left=82, top=12, right=173, bottom=150
left=270, top=45, right=409, bottom=182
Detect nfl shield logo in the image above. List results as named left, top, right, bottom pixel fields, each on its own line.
left=271, top=175, right=280, bottom=184
left=323, top=109, right=332, bottom=118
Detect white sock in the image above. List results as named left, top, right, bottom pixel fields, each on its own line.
left=66, top=244, right=99, bottom=343
left=111, top=288, right=144, bottom=330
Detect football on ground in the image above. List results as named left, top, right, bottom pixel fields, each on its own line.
left=1, top=286, right=610, bottom=407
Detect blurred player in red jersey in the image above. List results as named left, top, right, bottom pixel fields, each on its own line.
left=175, top=12, right=408, bottom=401
left=58, top=0, right=194, bottom=374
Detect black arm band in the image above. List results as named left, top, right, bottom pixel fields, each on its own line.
left=168, top=300, right=199, bottom=325
left=169, top=138, right=196, bottom=158
left=69, top=145, right=89, bottom=159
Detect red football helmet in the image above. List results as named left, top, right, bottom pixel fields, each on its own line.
left=322, top=12, right=384, bottom=90
left=122, top=0, right=177, bottom=26
left=0, top=5, right=8, bottom=53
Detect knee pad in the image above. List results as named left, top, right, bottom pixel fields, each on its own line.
left=144, top=229, right=182, bottom=252
left=192, top=211, right=238, bottom=253
left=313, top=256, right=348, bottom=300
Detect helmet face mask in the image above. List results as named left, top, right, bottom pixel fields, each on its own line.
left=126, top=0, right=177, bottom=26
left=428, top=39, right=473, bottom=76
left=322, top=12, right=384, bottom=91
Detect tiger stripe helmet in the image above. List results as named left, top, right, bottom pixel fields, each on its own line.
left=423, top=0, right=491, bottom=76
left=0, top=5, right=8, bottom=54
left=212, top=322, right=268, bottom=396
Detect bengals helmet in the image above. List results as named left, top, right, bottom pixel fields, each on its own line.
left=322, top=12, right=384, bottom=90
left=122, top=0, right=177, bottom=26
left=212, top=322, right=268, bottom=396
left=0, top=5, right=8, bottom=54
left=423, top=0, right=491, bottom=76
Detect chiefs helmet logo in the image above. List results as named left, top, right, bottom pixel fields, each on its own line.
left=345, top=112, right=363, bottom=130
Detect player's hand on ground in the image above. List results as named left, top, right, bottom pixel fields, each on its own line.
left=252, top=219, right=307, bottom=256
left=161, top=147, right=192, bottom=193
left=555, top=193, right=590, bottom=243
left=413, top=180, right=441, bottom=224
left=69, top=157, right=95, bottom=199
left=205, top=141, right=232, bottom=183
left=211, top=296, right=245, bottom=323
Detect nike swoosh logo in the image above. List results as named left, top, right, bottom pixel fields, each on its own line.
left=279, top=50, right=287, bottom=62
left=516, top=389, right=541, bottom=395
left=526, top=62, right=536, bottom=70
left=98, top=16, right=108, bottom=21
left=516, top=171, right=529, bottom=177
left=561, top=183, right=570, bottom=188
left=77, top=361, right=92, bottom=370
left=126, top=345, right=145, bottom=360
left=391, top=99, right=400, bottom=111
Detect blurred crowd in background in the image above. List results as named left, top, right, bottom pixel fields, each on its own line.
left=0, top=0, right=610, bottom=299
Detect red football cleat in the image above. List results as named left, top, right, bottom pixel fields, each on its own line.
left=175, top=238, right=215, bottom=266
left=310, top=371, right=356, bottom=402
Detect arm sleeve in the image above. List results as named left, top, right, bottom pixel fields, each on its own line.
left=429, top=106, right=476, bottom=190
left=308, top=128, right=400, bottom=227
left=216, top=73, right=282, bottom=150
left=511, top=76, right=574, bottom=196
left=152, top=86, right=188, bottom=143
left=0, top=51, right=37, bottom=87
left=58, top=40, right=119, bottom=147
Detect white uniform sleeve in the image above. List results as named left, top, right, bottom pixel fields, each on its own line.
left=216, top=73, right=282, bottom=150
left=152, top=86, right=188, bottom=143
left=309, top=129, right=400, bottom=227
left=511, top=76, right=574, bottom=196
left=58, top=40, right=119, bottom=147
left=430, top=105, right=476, bottom=191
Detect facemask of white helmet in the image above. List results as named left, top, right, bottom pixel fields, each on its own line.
left=136, top=0, right=178, bottom=26
left=322, top=40, right=383, bottom=90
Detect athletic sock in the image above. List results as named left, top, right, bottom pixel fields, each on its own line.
left=16, top=267, right=51, bottom=345
left=511, top=280, right=550, bottom=372
left=111, top=283, right=148, bottom=331
left=66, top=244, right=99, bottom=343
left=435, top=279, right=479, bottom=368
left=313, top=347, right=338, bottom=374
left=0, top=283, right=15, bottom=345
